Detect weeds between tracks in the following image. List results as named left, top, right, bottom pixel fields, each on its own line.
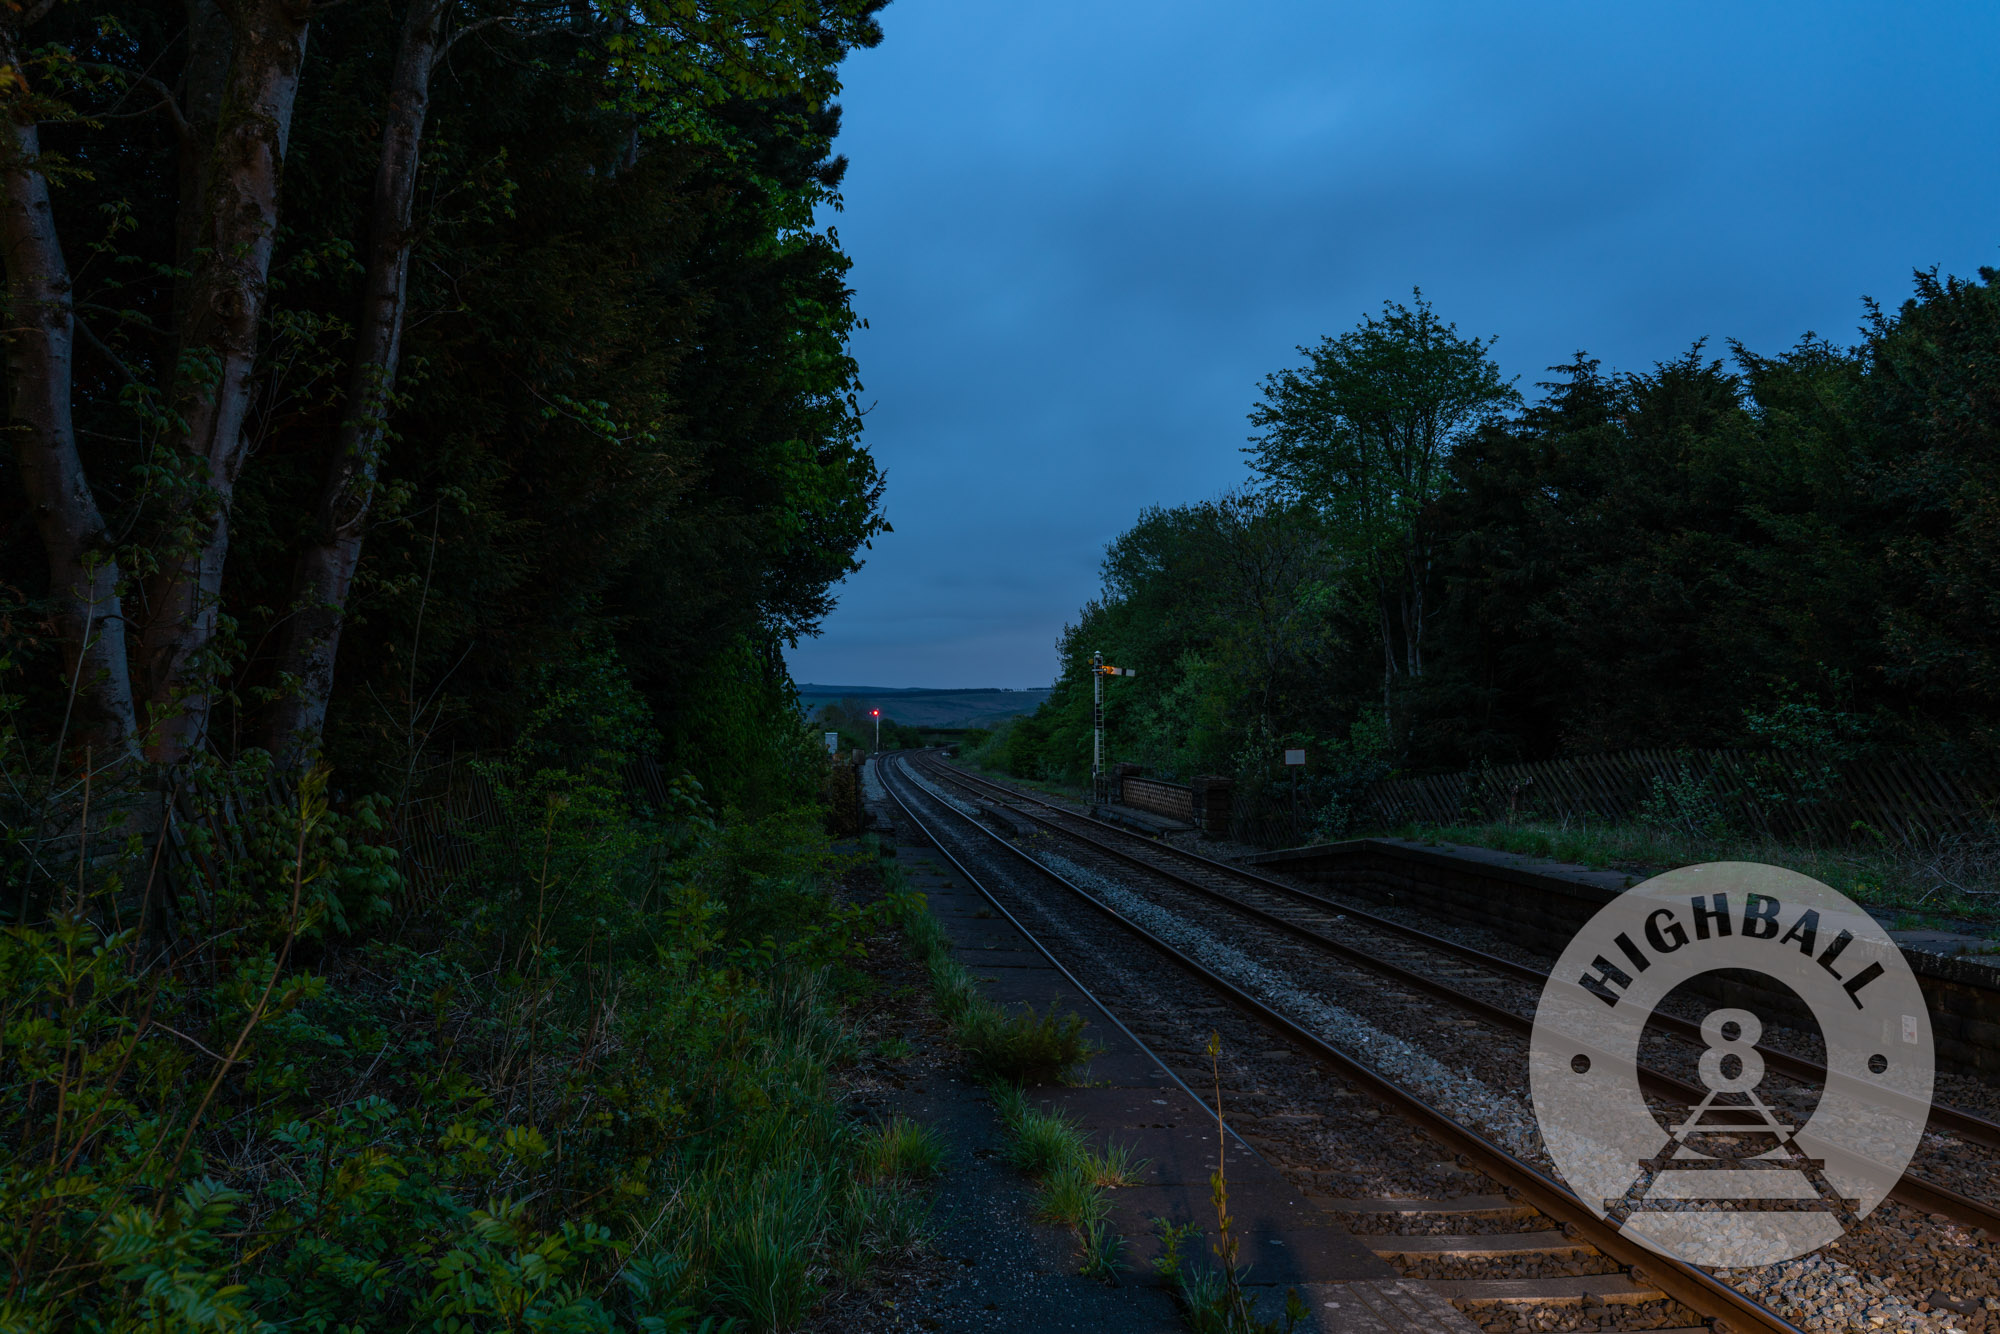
left=875, top=838, right=1314, bottom=1330
left=877, top=845, right=1100, bottom=1083
left=878, top=841, right=1152, bottom=1277
left=1151, top=1033, right=1307, bottom=1334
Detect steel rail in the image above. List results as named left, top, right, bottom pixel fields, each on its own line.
left=883, top=755, right=1812, bottom=1334
left=913, top=752, right=2000, bottom=1235
left=923, top=754, right=2000, bottom=1158
left=878, top=767, right=1266, bottom=1163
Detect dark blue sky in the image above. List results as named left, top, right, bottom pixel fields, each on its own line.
left=784, top=0, right=2000, bottom=690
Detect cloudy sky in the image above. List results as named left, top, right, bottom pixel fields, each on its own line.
left=784, top=0, right=2000, bottom=690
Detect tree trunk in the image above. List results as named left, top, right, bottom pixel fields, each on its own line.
left=1402, top=537, right=1426, bottom=680
left=0, top=47, right=142, bottom=765
left=1373, top=556, right=1395, bottom=734
left=265, top=0, right=448, bottom=766
left=173, top=0, right=234, bottom=325
left=138, top=0, right=312, bottom=765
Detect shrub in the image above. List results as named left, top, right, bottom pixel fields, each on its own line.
left=0, top=734, right=923, bottom=1331
left=959, top=999, right=1100, bottom=1085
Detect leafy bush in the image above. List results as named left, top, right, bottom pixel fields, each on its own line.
left=958, top=1000, right=1100, bottom=1085
left=0, top=724, right=918, bottom=1331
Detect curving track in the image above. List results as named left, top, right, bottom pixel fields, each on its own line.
left=911, top=752, right=2000, bottom=1234
left=881, top=750, right=2000, bottom=1334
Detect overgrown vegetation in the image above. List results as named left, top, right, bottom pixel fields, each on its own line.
left=986, top=1082, right=1141, bottom=1282
left=0, top=5, right=923, bottom=1320
left=884, top=855, right=1101, bottom=1085
left=875, top=842, right=1137, bottom=1277
left=1401, top=815, right=2000, bottom=924
left=1, top=700, right=951, bottom=1329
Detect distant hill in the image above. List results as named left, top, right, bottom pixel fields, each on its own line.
left=795, top=684, right=1051, bottom=729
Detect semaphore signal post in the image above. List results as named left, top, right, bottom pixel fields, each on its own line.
left=1091, top=650, right=1136, bottom=803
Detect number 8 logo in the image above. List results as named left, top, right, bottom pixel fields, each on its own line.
left=1529, top=862, right=1935, bottom=1264
left=1697, top=1007, right=1765, bottom=1095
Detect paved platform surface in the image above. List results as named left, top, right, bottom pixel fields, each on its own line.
left=873, top=780, right=1481, bottom=1332
left=1085, top=800, right=1194, bottom=836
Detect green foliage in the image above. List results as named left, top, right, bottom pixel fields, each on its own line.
left=992, top=492, right=1346, bottom=789
left=1150, top=1217, right=1202, bottom=1282
left=1249, top=290, right=1518, bottom=733
left=957, top=1000, right=1100, bottom=1086
left=1005, top=269, right=2000, bottom=850
left=1636, top=758, right=1730, bottom=841
left=858, top=1116, right=946, bottom=1183
left=0, top=737, right=929, bottom=1331
left=1, top=2, right=911, bottom=1324
left=1863, top=267, right=2000, bottom=725
left=1736, top=675, right=1871, bottom=819
left=7, top=0, right=890, bottom=808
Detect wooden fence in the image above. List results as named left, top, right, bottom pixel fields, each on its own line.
left=1357, top=748, right=2000, bottom=845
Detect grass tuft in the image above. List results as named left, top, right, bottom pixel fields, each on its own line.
left=1035, top=1161, right=1110, bottom=1232
left=712, top=1169, right=827, bottom=1331
left=860, top=1115, right=946, bottom=1183
left=1003, top=1104, right=1086, bottom=1177
left=1087, top=1140, right=1146, bottom=1188
left=885, top=868, right=1101, bottom=1083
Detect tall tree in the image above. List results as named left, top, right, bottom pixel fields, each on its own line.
left=0, top=9, right=142, bottom=765
left=1, top=0, right=886, bottom=795
left=134, top=0, right=313, bottom=765
left=262, top=0, right=886, bottom=765
left=1247, top=291, right=1515, bottom=735
left=1862, top=267, right=2000, bottom=744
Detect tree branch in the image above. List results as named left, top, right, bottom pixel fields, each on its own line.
left=435, top=12, right=508, bottom=65
left=16, top=0, right=59, bottom=31
left=74, top=313, right=141, bottom=389
left=126, top=76, right=193, bottom=141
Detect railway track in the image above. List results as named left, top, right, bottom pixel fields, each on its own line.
left=881, top=752, right=1999, bottom=1333
left=910, top=752, right=2000, bottom=1233
left=879, top=756, right=1808, bottom=1333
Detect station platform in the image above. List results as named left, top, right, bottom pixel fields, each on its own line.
left=1086, top=801, right=1194, bottom=837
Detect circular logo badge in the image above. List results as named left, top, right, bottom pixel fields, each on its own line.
left=1529, top=863, right=1934, bottom=1266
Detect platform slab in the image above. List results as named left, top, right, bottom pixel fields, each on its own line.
left=1101, top=1182, right=1395, bottom=1286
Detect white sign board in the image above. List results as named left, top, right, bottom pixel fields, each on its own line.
left=824, top=731, right=840, bottom=754
left=1283, top=749, right=1306, bottom=766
